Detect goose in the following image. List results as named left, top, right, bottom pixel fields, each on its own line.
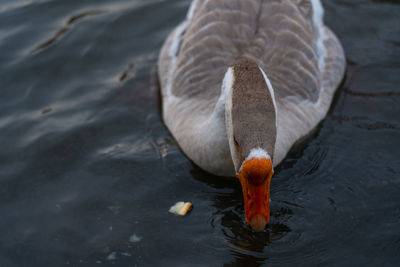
left=158, top=0, right=345, bottom=230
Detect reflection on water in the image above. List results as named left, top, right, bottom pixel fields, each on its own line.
left=191, top=165, right=296, bottom=253
left=0, top=0, right=399, bottom=266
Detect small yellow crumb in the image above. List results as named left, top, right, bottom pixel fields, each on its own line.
left=169, top=201, right=192, bottom=216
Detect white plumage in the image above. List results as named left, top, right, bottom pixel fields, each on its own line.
left=158, top=0, right=346, bottom=176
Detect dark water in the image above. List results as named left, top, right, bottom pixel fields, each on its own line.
left=1, top=0, right=399, bottom=266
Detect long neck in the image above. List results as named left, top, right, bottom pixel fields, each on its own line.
left=224, top=59, right=277, bottom=173
left=163, top=60, right=277, bottom=177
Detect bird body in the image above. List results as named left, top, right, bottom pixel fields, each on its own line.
left=158, top=0, right=345, bottom=230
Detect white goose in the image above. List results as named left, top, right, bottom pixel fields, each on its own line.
left=158, top=0, right=345, bottom=230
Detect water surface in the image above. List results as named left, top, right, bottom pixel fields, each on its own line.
left=0, top=0, right=399, bottom=266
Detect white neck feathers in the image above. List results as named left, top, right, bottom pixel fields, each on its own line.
left=258, top=67, right=278, bottom=130
left=239, top=148, right=272, bottom=173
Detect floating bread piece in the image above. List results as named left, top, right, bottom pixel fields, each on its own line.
left=169, top=201, right=192, bottom=216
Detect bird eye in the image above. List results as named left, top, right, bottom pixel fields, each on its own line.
left=233, top=136, right=241, bottom=152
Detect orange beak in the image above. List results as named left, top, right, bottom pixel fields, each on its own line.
left=237, top=158, right=273, bottom=231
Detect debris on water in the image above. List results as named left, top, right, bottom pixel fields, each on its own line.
left=106, top=252, right=117, bottom=261
left=169, top=201, right=192, bottom=216
left=41, top=107, right=53, bottom=115
left=161, top=147, right=167, bottom=158
left=129, top=234, right=142, bottom=243
left=121, top=252, right=132, bottom=257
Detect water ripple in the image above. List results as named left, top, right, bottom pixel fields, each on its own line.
left=31, top=9, right=108, bottom=53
